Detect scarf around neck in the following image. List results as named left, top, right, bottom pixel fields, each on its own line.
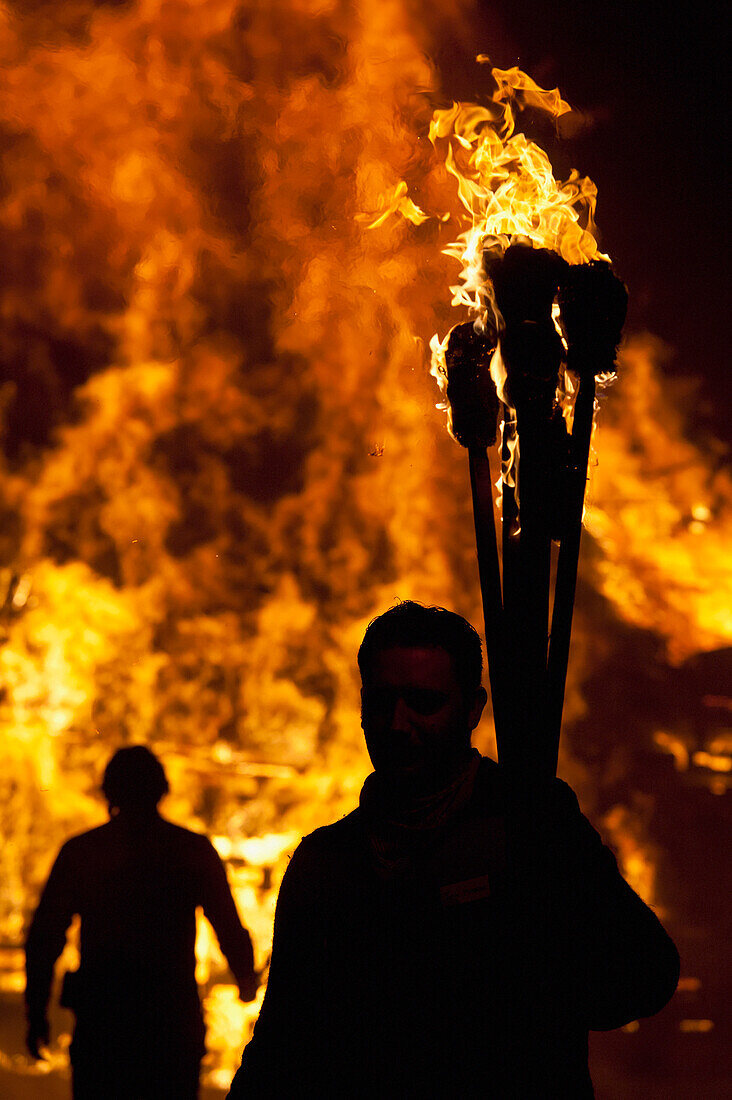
left=359, top=749, right=482, bottom=877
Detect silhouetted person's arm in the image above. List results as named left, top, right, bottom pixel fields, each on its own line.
left=507, top=779, right=680, bottom=1030
left=559, top=783, right=679, bottom=1029
left=24, top=843, right=77, bottom=1058
left=582, top=852, right=680, bottom=1029
left=198, top=838, right=257, bottom=1001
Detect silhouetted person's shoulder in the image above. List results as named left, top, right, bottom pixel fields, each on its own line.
left=44, top=816, right=230, bottom=892
left=57, top=815, right=221, bottom=850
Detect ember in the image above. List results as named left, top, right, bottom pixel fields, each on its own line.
left=0, top=0, right=729, bottom=1095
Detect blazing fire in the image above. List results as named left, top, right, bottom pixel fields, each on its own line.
left=0, top=0, right=728, bottom=1092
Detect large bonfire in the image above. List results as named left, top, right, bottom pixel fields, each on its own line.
left=0, top=0, right=728, bottom=1088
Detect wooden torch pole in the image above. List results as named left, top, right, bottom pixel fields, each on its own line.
left=545, top=259, right=628, bottom=774
left=468, top=445, right=507, bottom=759
left=545, top=371, right=596, bottom=775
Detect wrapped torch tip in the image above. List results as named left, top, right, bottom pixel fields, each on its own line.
left=486, top=242, right=568, bottom=328
left=558, top=260, right=628, bottom=378
left=445, top=321, right=499, bottom=449
left=485, top=243, right=567, bottom=411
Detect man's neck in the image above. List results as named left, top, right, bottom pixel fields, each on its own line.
left=110, top=806, right=162, bottom=829
left=379, top=748, right=479, bottom=804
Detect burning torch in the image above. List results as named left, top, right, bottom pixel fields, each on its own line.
left=445, top=243, right=627, bottom=779
left=368, top=67, right=630, bottom=778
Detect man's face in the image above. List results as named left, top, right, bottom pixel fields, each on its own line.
left=360, top=645, right=486, bottom=790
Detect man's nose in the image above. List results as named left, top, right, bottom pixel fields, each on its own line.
left=390, top=696, right=416, bottom=735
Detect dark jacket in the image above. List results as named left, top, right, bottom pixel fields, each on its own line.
left=25, top=813, right=254, bottom=1064
left=229, top=758, right=678, bottom=1098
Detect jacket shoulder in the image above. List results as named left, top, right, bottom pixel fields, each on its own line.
left=58, top=821, right=114, bottom=856
left=159, top=819, right=214, bottom=848
left=302, top=808, right=363, bottom=847
left=284, top=809, right=364, bottom=875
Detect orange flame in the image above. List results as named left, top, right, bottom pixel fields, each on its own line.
left=0, top=1, right=728, bottom=1090
left=386, top=64, right=611, bottom=460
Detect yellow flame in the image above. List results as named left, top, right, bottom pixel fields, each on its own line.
left=653, top=730, right=690, bottom=771
left=425, top=65, right=607, bottom=337
left=358, top=180, right=430, bottom=229
left=0, top=0, right=728, bottom=1087
left=406, top=64, right=611, bottom=504
left=587, top=336, right=732, bottom=662
left=602, top=800, right=659, bottom=910
left=692, top=751, right=732, bottom=774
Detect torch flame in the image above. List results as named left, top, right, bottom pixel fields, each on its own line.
left=414, top=64, right=609, bottom=499
left=427, top=65, right=607, bottom=337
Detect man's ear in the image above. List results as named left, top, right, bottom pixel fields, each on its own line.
left=468, top=686, right=488, bottom=731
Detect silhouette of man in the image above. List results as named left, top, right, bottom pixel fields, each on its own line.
left=228, top=601, right=679, bottom=1098
left=25, top=745, right=257, bottom=1099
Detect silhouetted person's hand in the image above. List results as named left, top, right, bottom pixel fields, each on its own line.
left=25, top=1013, right=49, bottom=1060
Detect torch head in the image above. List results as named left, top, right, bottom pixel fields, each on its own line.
left=445, top=321, right=499, bottom=449
left=486, top=243, right=567, bottom=411
left=558, top=259, right=628, bottom=378
left=487, top=242, right=567, bottom=329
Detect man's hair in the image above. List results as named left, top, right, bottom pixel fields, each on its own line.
left=357, top=601, right=483, bottom=697
left=101, top=745, right=169, bottom=810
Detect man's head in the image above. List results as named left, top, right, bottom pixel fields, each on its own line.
left=358, top=602, right=487, bottom=790
left=101, top=745, right=169, bottom=815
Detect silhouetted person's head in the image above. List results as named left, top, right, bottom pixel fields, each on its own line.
left=358, top=602, right=487, bottom=791
left=101, top=746, right=169, bottom=816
